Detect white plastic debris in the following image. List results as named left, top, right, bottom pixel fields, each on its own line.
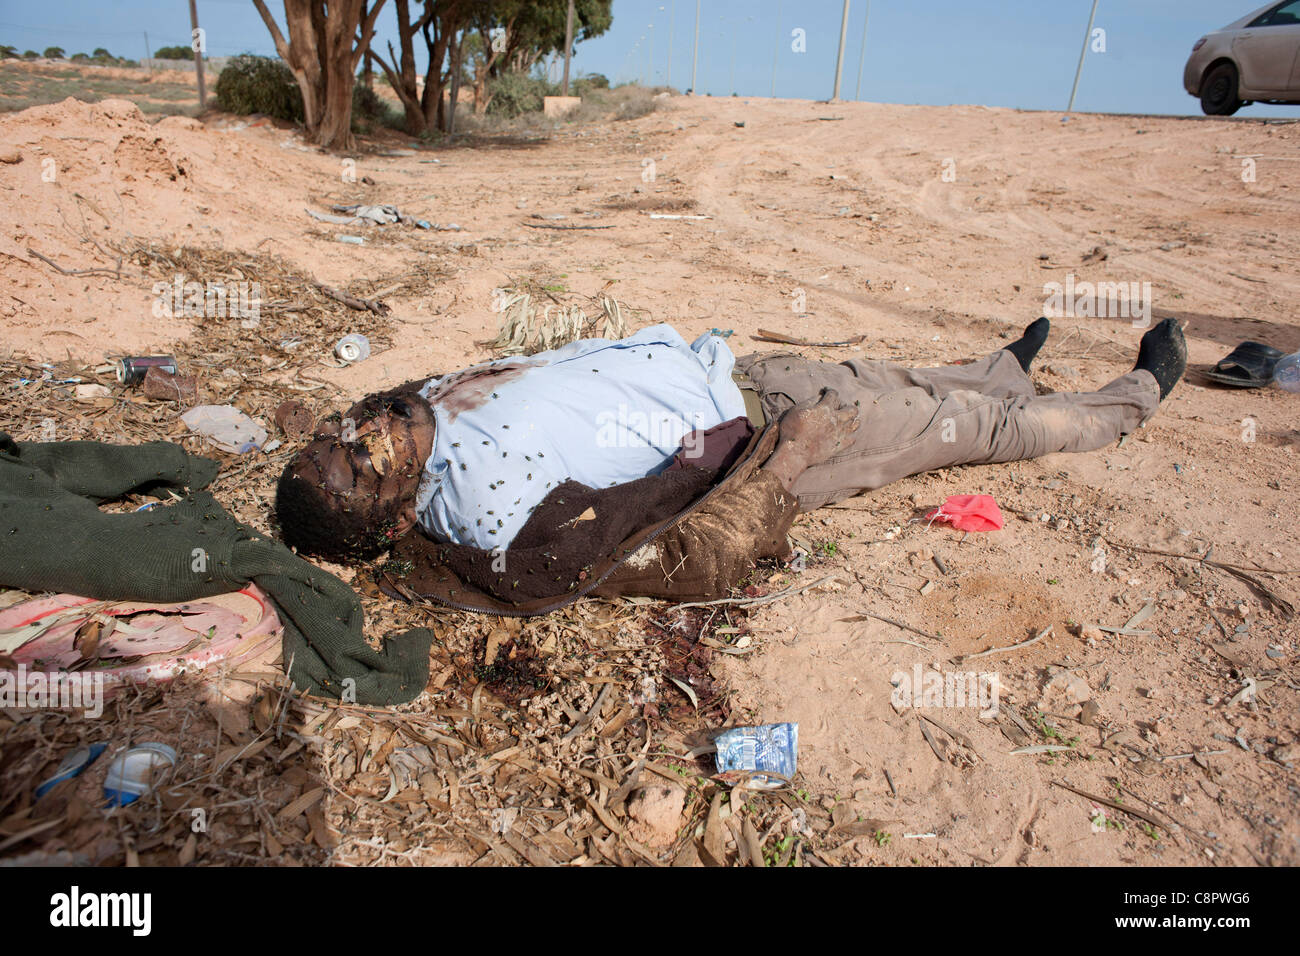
left=181, top=405, right=268, bottom=454
left=104, top=743, right=177, bottom=807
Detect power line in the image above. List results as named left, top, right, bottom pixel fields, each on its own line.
left=854, top=0, right=870, bottom=100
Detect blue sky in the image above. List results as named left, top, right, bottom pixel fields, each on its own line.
left=3, top=0, right=1297, bottom=117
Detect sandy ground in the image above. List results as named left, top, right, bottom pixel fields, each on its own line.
left=0, top=89, right=1297, bottom=866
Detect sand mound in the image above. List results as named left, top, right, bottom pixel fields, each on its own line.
left=0, top=96, right=192, bottom=195
left=0, top=95, right=348, bottom=359
left=0, top=99, right=207, bottom=356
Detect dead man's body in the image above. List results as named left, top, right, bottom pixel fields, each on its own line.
left=275, top=317, right=1186, bottom=607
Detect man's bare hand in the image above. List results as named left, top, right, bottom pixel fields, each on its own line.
left=763, top=388, right=861, bottom=491
left=778, top=388, right=860, bottom=463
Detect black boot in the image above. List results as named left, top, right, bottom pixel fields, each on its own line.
left=1134, top=318, right=1187, bottom=401
left=1004, top=317, right=1050, bottom=372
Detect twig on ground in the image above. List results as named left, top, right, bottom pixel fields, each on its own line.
left=1158, top=749, right=1229, bottom=762
left=844, top=610, right=942, bottom=643
left=521, top=221, right=616, bottom=230
left=313, top=282, right=390, bottom=315
left=753, top=329, right=867, bottom=348
left=1105, top=538, right=1295, bottom=576
left=671, top=575, right=835, bottom=610
left=1052, top=781, right=1172, bottom=832
left=27, top=247, right=122, bottom=279
left=1105, top=538, right=1295, bottom=618
left=957, top=626, right=1051, bottom=663
left=561, top=682, right=612, bottom=742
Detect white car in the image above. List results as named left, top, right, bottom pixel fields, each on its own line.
left=1184, top=1, right=1300, bottom=114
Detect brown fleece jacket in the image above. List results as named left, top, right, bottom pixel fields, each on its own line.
left=380, top=418, right=799, bottom=614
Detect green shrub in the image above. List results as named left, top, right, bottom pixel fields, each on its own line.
left=154, top=45, right=194, bottom=61
left=486, top=71, right=558, bottom=118
left=566, top=82, right=667, bottom=123
left=573, top=73, right=609, bottom=95
left=350, top=82, right=402, bottom=133
left=214, top=54, right=304, bottom=122
left=43, top=47, right=65, bottom=59
left=215, top=55, right=400, bottom=133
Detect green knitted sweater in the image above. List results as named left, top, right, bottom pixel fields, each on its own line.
left=0, top=435, right=430, bottom=705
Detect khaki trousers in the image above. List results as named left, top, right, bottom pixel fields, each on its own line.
left=735, top=349, right=1160, bottom=511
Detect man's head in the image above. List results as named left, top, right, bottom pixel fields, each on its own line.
left=276, top=390, right=436, bottom=562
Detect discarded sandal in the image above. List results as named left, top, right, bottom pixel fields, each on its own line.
left=34, top=743, right=108, bottom=799
left=1204, top=341, right=1284, bottom=388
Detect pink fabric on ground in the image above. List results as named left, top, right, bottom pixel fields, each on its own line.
left=925, top=494, right=1004, bottom=532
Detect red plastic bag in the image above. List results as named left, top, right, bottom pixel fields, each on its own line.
left=925, top=494, right=1004, bottom=532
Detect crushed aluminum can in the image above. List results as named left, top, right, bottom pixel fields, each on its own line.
left=116, top=355, right=178, bottom=386
left=335, top=333, right=371, bottom=363
left=713, top=722, right=798, bottom=790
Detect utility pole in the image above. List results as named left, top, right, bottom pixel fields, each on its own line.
left=188, top=0, right=206, bottom=110
left=770, top=1, right=781, bottom=97
left=854, top=0, right=870, bottom=100
left=831, top=0, right=850, bottom=102
left=143, top=31, right=151, bottom=73
left=690, top=0, right=700, bottom=93
left=1067, top=0, right=1100, bottom=112
left=667, top=1, right=674, bottom=87
left=729, top=28, right=735, bottom=94
left=561, top=0, right=575, bottom=95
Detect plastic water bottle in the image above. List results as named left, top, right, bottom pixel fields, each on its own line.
left=1275, top=352, right=1300, bottom=393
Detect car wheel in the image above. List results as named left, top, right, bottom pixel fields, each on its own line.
left=1200, top=63, right=1242, bottom=115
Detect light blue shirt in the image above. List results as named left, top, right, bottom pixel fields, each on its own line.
left=415, top=325, right=746, bottom=549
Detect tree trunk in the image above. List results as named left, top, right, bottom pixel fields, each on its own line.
left=371, top=0, right=428, bottom=136
left=420, top=7, right=451, bottom=134
left=443, top=29, right=462, bottom=134
left=472, top=20, right=507, bottom=115
left=361, top=0, right=372, bottom=88
left=388, top=54, right=427, bottom=134
left=316, top=38, right=358, bottom=150
left=251, top=0, right=387, bottom=151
